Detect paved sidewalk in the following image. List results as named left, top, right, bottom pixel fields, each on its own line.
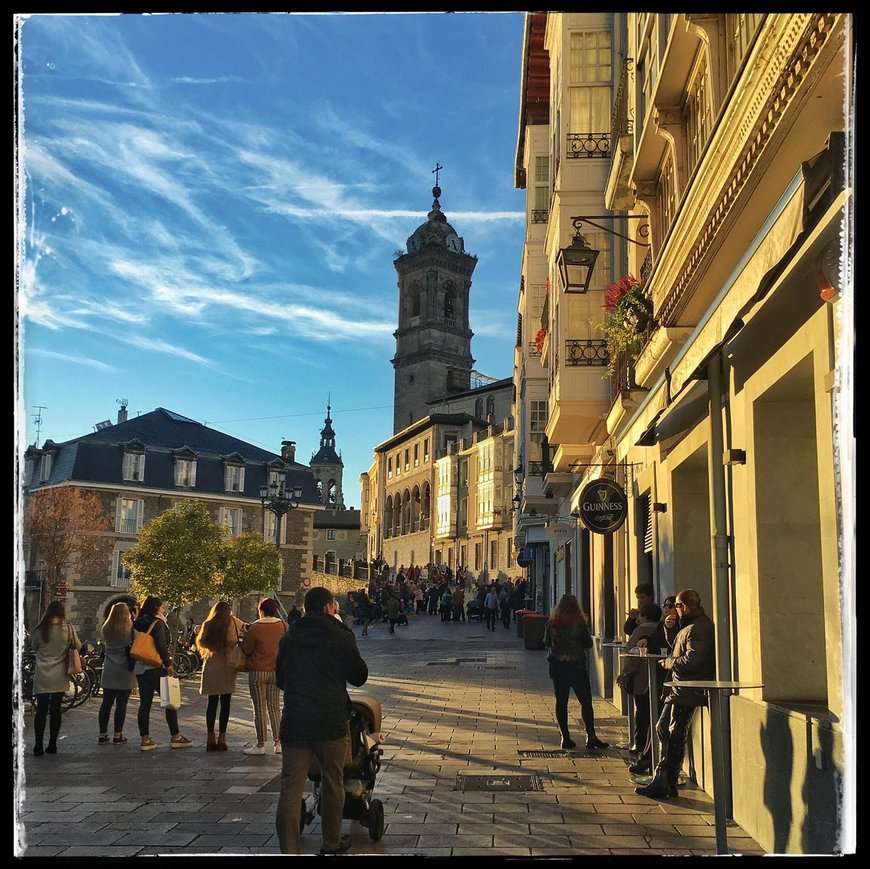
left=15, top=612, right=766, bottom=856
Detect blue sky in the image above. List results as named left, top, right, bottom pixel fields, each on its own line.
left=16, top=11, right=527, bottom=504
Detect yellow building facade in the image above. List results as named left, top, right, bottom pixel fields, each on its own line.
left=513, top=12, right=853, bottom=854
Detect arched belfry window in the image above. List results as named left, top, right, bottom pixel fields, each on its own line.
left=475, top=398, right=484, bottom=418
left=486, top=395, right=495, bottom=419
left=412, top=288, right=421, bottom=317
left=444, top=288, right=456, bottom=321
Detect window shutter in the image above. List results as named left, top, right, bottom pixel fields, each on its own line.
left=136, top=499, right=144, bottom=532
left=115, top=497, right=122, bottom=532
left=111, top=550, right=119, bottom=586
left=643, top=495, right=654, bottom=554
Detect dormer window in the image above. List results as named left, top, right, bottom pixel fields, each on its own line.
left=122, top=450, right=145, bottom=482
left=39, top=453, right=53, bottom=483
left=224, top=464, right=245, bottom=493
left=175, top=458, right=197, bottom=488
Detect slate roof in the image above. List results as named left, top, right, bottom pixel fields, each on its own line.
left=313, top=508, right=361, bottom=529
left=26, top=407, right=318, bottom=504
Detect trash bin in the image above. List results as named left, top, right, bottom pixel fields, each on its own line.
left=523, top=613, right=547, bottom=650
left=515, top=609, right=535, bottom=638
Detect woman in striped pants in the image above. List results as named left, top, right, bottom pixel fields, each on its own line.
left=241, top=599, right=288, bottom=755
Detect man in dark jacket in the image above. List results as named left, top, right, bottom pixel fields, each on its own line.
left=274, top=587, right=369, bottom=855
left=636, top=588, right=715, bottom=800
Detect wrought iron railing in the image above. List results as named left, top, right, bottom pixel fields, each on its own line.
left=565, top=338, right=609, bottom=366
left=640, top=248, right=653, bottom=286
left=528, top=460, right=553, bottom=476
left=528, top=342, right=541, bottom=358
left=611, top=58, right=634, bottom=139
left=532, top=209, right=549, bottom=223
left=566, top=132, right=611, bottom=158
left=609, top=349, right=642, bottom=402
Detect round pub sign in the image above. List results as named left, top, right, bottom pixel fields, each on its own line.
left=578, top=478, right=628, bottom=534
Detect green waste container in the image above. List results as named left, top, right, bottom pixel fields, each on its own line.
left=523, top=613, right=547, bottom=650
left=515, top=609, right=535, bottom=638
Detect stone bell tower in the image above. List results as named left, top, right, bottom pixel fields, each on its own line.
left=309, top=402, right=345, bottom=509
left=391, top=179, right=477, bottom=434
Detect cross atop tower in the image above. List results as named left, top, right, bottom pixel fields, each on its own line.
left=432, top=162, right=443, bottom=187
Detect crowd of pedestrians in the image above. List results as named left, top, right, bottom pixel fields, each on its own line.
left=25, top=565, right=718, bottom=851
left=343, top=561, right=529, bottom=636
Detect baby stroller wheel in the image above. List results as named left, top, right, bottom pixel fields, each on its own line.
left=367, top=798, right=384, bottom=842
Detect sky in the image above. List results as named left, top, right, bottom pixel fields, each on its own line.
left=15, top=11, right=528, bottom=506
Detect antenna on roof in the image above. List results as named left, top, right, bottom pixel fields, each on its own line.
left=116, top=398, right=128, bottom=408
left=32, top=406, right=46, bottom=446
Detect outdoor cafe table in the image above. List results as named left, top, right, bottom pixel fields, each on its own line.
left=619, top=650, right=667, bottom=768
left=602, top=642, right=633, bottom=748
left=664, top=680, right=764, bottom=855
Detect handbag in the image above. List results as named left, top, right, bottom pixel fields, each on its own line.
left=67, top=625, right=83, bottom=675
left=229, top=624, right=248, bottom=672
left=159, top=674, right=181, bottom=710
left=129, top=619, right=164, bottom=667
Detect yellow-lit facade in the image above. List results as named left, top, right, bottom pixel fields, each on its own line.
left=513, top=12, right=853, bottom=854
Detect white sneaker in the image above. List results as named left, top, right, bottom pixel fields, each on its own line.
left=244, top=744, right=266, bottom=755
left=274, top=741, right=282, bottom=755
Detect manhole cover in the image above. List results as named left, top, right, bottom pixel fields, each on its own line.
left=517, top=750, right=571, bottom=758
left=455, top=774, right=545, bottom=792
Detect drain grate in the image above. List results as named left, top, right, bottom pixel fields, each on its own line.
left=517, top=750, right=572, bottom=758
left=455, top=773, right=545, bottom=792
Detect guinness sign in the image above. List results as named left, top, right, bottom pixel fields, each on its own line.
left=578, top=478, right=628, bottom=534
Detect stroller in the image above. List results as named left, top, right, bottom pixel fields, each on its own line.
left=300, top=693, right=386, bottom=842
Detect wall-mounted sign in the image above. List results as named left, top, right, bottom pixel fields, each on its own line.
left=578, top=478, right=628, bottom=534
left=516, top=546, right=534, bottom=567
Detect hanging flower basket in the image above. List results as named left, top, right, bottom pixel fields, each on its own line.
left=534, top=326, right=548, bottom=351
left=600, top=274, right=653, bottom=375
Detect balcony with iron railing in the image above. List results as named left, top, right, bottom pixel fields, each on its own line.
left=567, top=132, right=611, bottom=159
left=605, top=57, right=637, bottom=211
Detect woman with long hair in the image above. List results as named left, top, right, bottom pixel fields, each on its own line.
left=30, top=600, right=82, bottom=756
left=240, top=598, right=287, bottom=755
left=543, top=594, right=609, bottom=751
left=196, top=600, right=241, bottom=751
left=133, top=595, right=193, bottom=750
left=98, top=602, right=137, bottom=745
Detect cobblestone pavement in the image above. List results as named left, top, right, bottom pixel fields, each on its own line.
left=15, top=611, right=766, bottom=857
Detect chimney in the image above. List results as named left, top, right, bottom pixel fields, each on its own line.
left=281, top=440, right=296, bottom=463
left=117, top=405, right=128, bottom=424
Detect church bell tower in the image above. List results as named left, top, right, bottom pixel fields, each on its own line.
left=391, top=178, right=476, bottom=434
left=310, top=402, right=345, bottom=509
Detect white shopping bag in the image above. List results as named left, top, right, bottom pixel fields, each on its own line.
left=159, top=675, right=182, bottom=710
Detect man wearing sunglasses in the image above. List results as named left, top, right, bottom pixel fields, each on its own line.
left=635, top=588, right=715, bottom=800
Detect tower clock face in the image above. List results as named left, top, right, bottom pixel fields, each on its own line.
left=446, top=234, right=461, bottom=252
left=408, top=236, right=420, bottom=253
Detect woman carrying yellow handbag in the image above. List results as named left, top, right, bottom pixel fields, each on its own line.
left=131, top=596, right=193, bottom=751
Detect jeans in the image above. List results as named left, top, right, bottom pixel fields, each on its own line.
left=485, top=608, right=498, bottom=631
left=98, top=688, right=132, bottom=734
left=549, top=660, right=596, bottom=740
left=136, top=668, right=179, bottom=737
left=34, top=692, right=62, bottom=748
left=651, top=700, right=696, bottom=789
left=206, top=693, right=232, bottom=733
left=275, top=733, right=347, bottom=854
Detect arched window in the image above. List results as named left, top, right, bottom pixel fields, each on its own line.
left=486, top=395, right=495, bottom=419
left=444, top=289, right=455, bottom=321
left=475, top=398, right=484, bottom=419
left=316, top=479, right=324, bottom=503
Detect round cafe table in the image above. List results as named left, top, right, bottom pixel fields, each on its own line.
left=619, top=651, right=667, bottom=768
left=664, top=680, right=763, bottom=855
left=602, top=642, right=633, bottom=748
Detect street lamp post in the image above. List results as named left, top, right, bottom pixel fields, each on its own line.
left=259, top=480, right=303, bottom=613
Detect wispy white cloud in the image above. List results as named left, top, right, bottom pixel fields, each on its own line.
left=118, top=334, right=215, bottom=366
left=26, top=348, right=114, bottom=371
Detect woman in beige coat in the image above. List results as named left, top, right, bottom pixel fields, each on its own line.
left=195, top=601, right=242, bottom=751
left=30, top=600, right=82, bottom=756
